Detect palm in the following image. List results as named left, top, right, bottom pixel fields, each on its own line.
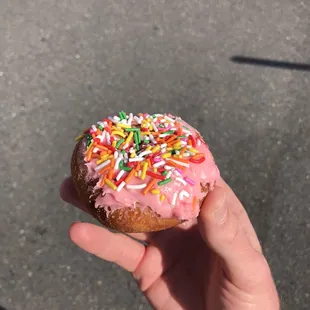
left=134, top=220, right=220, bottom=310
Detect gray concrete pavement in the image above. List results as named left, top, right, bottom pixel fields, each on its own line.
left=1, top=1, right=309, bottom=309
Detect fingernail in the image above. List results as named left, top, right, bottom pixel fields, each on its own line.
left=212, top=194, right=227, bottom=224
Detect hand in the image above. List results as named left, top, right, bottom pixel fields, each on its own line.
left=60, top=177, right=279, bottom=310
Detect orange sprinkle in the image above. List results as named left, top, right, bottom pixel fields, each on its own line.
left=86, top=146, right=94, bottom=161
left=95, top=145, right=108, bottom=151
left=192, top=196, right=197, bottom=211
left=91, top=153, right=101, bottom=159
left=180, top=146, right=187, bottom=156
left=98, top=165, right=110, bottom=175
left=99, top=176, right=106, bottom=187
left=172, top=156, right=189, bottom=163
left=166, top=159, right=186, bottom=170
left=147, top=158, right=152, bottom=167
left=107, top=169, right=114, bottom=180
left=136, top=162, right=141, bottom=171
left=143, top=179, right=157, bottom=195
left=166, top=135, right=177, bottom=143
left=125, top=168, right=136, bottom=183
left=110, top=157, right=115, bottom=168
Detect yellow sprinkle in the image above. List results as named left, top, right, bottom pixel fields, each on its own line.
left=152, top=145, right=160, bottom=153
left=173, top=142, right=181, bottom=149
left=96, top=154, right=110, bottom=164
left=135, top=171, right=138, bottom=177
left=162, top=153, right=172, bottom=159
left=116, top=123, right=130, bottom=128
left=130, top=152, right=136, bottom=158
left=112, top=140, right=117, bottom=147
left=141, top=162, right=148, bottom=180
left=153, top=168, right=157, bottom=173
left=189, top=148, right=199, bottom=153
left=141, top=131, right=151, bottom=136
left=167, top=147, right=173, bottom=151
left=160, top=194, right=165, bottom=202
left=105, top=179, right=117, bottom=190
left=112, top=130, right=126, bottom=138
left=125, top=131, right=134, bottom=144
left=151, top=189, right=160, bottom=195
left=146, top=146, right=152, bottom=151
left=74, top=134, right=84, bottom=142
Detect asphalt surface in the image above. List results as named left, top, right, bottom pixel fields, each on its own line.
left=1, top=1, right=309, bottom=309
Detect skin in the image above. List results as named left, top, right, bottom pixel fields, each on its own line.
left=60, top=177, right=280, bottom=310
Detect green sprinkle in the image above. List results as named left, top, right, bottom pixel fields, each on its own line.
left=87, top=140, right=92, bottom=146
left=159, top=124, right=165, bottom=128
left=144, top=140, right=150, bottom=144
left=134, top=132, right=139, bottom=146
left=158, top=178, right=172, bottom=186
left=171, top=150, right=177, bottom=155
left=124, top=127, right=140, bottom=132
left=97, top=125, right=104, bottom=130
left=137, top=130, right=141, bottom=144
left=152, top=114, right=156, bottom=118
left=183, top=126, right=190, bottom=130
left=121, top=150, right=126, bottom=155
left=163, top=130, right=174, bottom=135
left=177, top=135, right=187, bottom=139
left=162, top=170, right=168, bottom=176
left=116, top=138, right=124, bottom=148
left=119, top=160, right=132, bottom=171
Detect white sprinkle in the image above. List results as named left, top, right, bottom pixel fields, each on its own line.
left=159, top=133, right=170, bottom=138
left=151, top=121, right=158, bottom=132
left=197, top=139, right=201, bottom=146
left=106, top=132, right=111, bottom=145
left=175, top=150, right=180, bottom=155
left=91, top=125, right=97, bottom=131
left=160, top=119, right=166, bottom=123
left=95, top=160, right=111, bottom=171
left=129, top=148, right=135, bottom=153
left=172, top=192, right=178, bottom=206
left=161, top=148, right=167, bottom=153
left=122, top=143, right=129, bottom=149
left=170, top=127, right=177, bottom=131
left=165, top=116, right=175, bottom=123
left=166, top=171, right=172, bottom=178
left=153, top=160, right=166, bottom=168
left=108, top=117, right=118, bottom=124
left=160, top=143, right=167, bottom=149
left=114, top=151, right=119, bottom=159
left=176, top=177, right=186, bottom=185
left=114, top=157, right=122, bottom=170
left=128, top=113, right=133, bottom=126
left=113, top=116, right=120, bottom=121
left=168, top=159, right=190, bottom=168
left=103, top=121, right=107, bottom=126
left=164, top=123, right=169, bottom=128
left=116, top=170, right=125, bottom=181
left=153, top=118, right=158, bottom=122
left=174, top=170, right=182, bottom=177
left=138, top=170, right=142, bottom=177
left=150, top=134, right=156, bottom=144
left=129, top=157, right=144, bottom=162
left=183, top=153, right=190, bottom=157
left=117, top=181, right=126, bottom=192
left=138, top=150, right=152, bottom=157
left=134, top=116, right=142, bottom=124
left=93, top=147, right=99, bottom=153
left=164, top=165, right=174, bottom=170
left=183, top=129, right=191, bottom=135
left=179, top=190, right=190, bottom=200
left=180, top=141, right=187, bottom=145
left=126, top=184, right=147, bottom=190
left=155, top=114, right=163, bottom=117
left=97, top=121, right=105, bottom=127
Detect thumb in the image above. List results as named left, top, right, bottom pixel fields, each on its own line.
left=198, top=186, right=272, bottom=292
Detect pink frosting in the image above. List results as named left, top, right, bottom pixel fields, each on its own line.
left=85, top=118, right=220, bottom=220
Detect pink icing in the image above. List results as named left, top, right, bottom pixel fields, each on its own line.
left=85, top=118, right=220, bottom=220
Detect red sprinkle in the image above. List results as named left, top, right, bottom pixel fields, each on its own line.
left=188, top=135, right=196, bottom=147
left=190, top=153, right=205, bottom=163
left=146, top=171, right=165, bottom=180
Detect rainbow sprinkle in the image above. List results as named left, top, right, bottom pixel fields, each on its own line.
left=76, top=112, right=206, bottom=210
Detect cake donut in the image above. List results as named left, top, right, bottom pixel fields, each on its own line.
left=71, top=111, right=220, bottom=233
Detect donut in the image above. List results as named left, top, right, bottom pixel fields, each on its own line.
left=71, top=112, right=220, bottom=233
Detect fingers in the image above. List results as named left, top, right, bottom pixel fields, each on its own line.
left=198, top=186, right=271, bottom=292
left=215, top=178, right=262, bottom=252
left=70, top=222, right=146, bottom=272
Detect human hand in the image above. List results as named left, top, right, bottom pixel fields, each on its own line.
left=60, top=177, right=279, bottom=310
